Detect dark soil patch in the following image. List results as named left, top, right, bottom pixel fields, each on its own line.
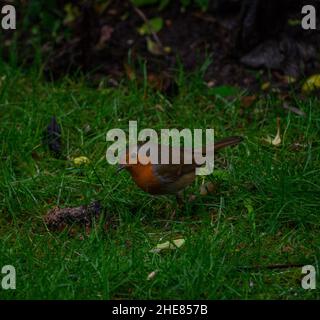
left=4, top=1, right=320, bottom=91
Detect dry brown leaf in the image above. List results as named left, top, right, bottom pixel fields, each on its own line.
left=241, top=95, right=257, bottom=108
left=96, top=25, right=113, bottom=49
left=124, top=63, right=136, bottom=81
left=263, top=117, right=281, bottom=146
left=200, top=184, right=208, bottom=196
left=272, top=117, right=281, bottom=146
left=200, top=182, right=216, bottom=195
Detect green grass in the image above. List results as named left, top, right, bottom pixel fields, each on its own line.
left=0, top=63, right=319, bottom=299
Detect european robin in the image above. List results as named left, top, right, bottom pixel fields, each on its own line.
left=117, top=136, right=243, bottom=195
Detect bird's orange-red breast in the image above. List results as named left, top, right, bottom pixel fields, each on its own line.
left=118, top=136, right=243, bottom=195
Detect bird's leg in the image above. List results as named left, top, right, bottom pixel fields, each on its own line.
left=175, top=191, right=184, bottom=206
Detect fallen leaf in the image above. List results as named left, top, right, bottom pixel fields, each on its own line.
left=147, top=270, right=158, bottom=280
left=302, top=74, right=320, bottom=93
left=124, top=63, right=137, bottom=81
left=205, top=182, right=216, bottom=193
left=274, top=72, right=297, bottom=84
left=96, top=25, right=113, bottom=49
left=146, top=37, right=163, bottom=55
left=241, top=95, right=257, bottom=108
left=272, top=117, right=281, bottom=146
left=138, top=17, right=163, bottom=35
left=150, top=238, right=185, bottom=253
left=282, top=245, right=293, bottom=253
left=200, top=182, right=216, bottom=196
left=64, top=3, right=80, bottom=25
left=124, top=63, right=136, bottom=81
left=263, top=117, right=281, bottom=146
left=73, top=156, right=90, bottom=166
left=200, top=184, right=208, bottom=196
left=261, top=82, right=271, bottom=91
left=206, top=80, right=216, bottom=88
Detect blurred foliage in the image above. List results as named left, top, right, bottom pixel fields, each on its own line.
left=20, top=0, right=66, bottom=41
left=132, top=0, right=209, bottom=10
left=1, top=0, right=211, bottom=65
left=138, top=17, right=164, bottom=35
left=13, top=0, right=210, bottom=45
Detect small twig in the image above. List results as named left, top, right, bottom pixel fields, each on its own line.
left=131, top=4, right=164, bottom=51
left=282, top=102, right=306, bottom=117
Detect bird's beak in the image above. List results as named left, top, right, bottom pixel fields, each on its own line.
left=117, top=164, right=126, bottom=173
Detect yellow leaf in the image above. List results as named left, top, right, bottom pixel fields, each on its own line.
left=137, top=17, right=163, bottom=36
left=73, top=156, right=90, bottom=166
left=261, top=82, right=270, bottom=91
left=283, top=75, right=296, bottom=84
left=64, top=4, right=80, bottom=25
left=146, top=37, right=163, bottom=55
left=302, top=74, right=320, bottom=93
left=150, top=238, right=185, bottom=253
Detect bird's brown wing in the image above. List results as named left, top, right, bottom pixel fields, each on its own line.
left=153, top=163, right=197, bottom=183
left=139, top=136, right=243, bottom=182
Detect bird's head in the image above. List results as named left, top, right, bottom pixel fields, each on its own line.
left=117, top=144, right=153, bottom=173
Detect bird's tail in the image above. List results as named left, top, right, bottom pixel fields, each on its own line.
left=196, top=136, right=243, bottom=156
left=214, top=136, right=243, bottom=151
